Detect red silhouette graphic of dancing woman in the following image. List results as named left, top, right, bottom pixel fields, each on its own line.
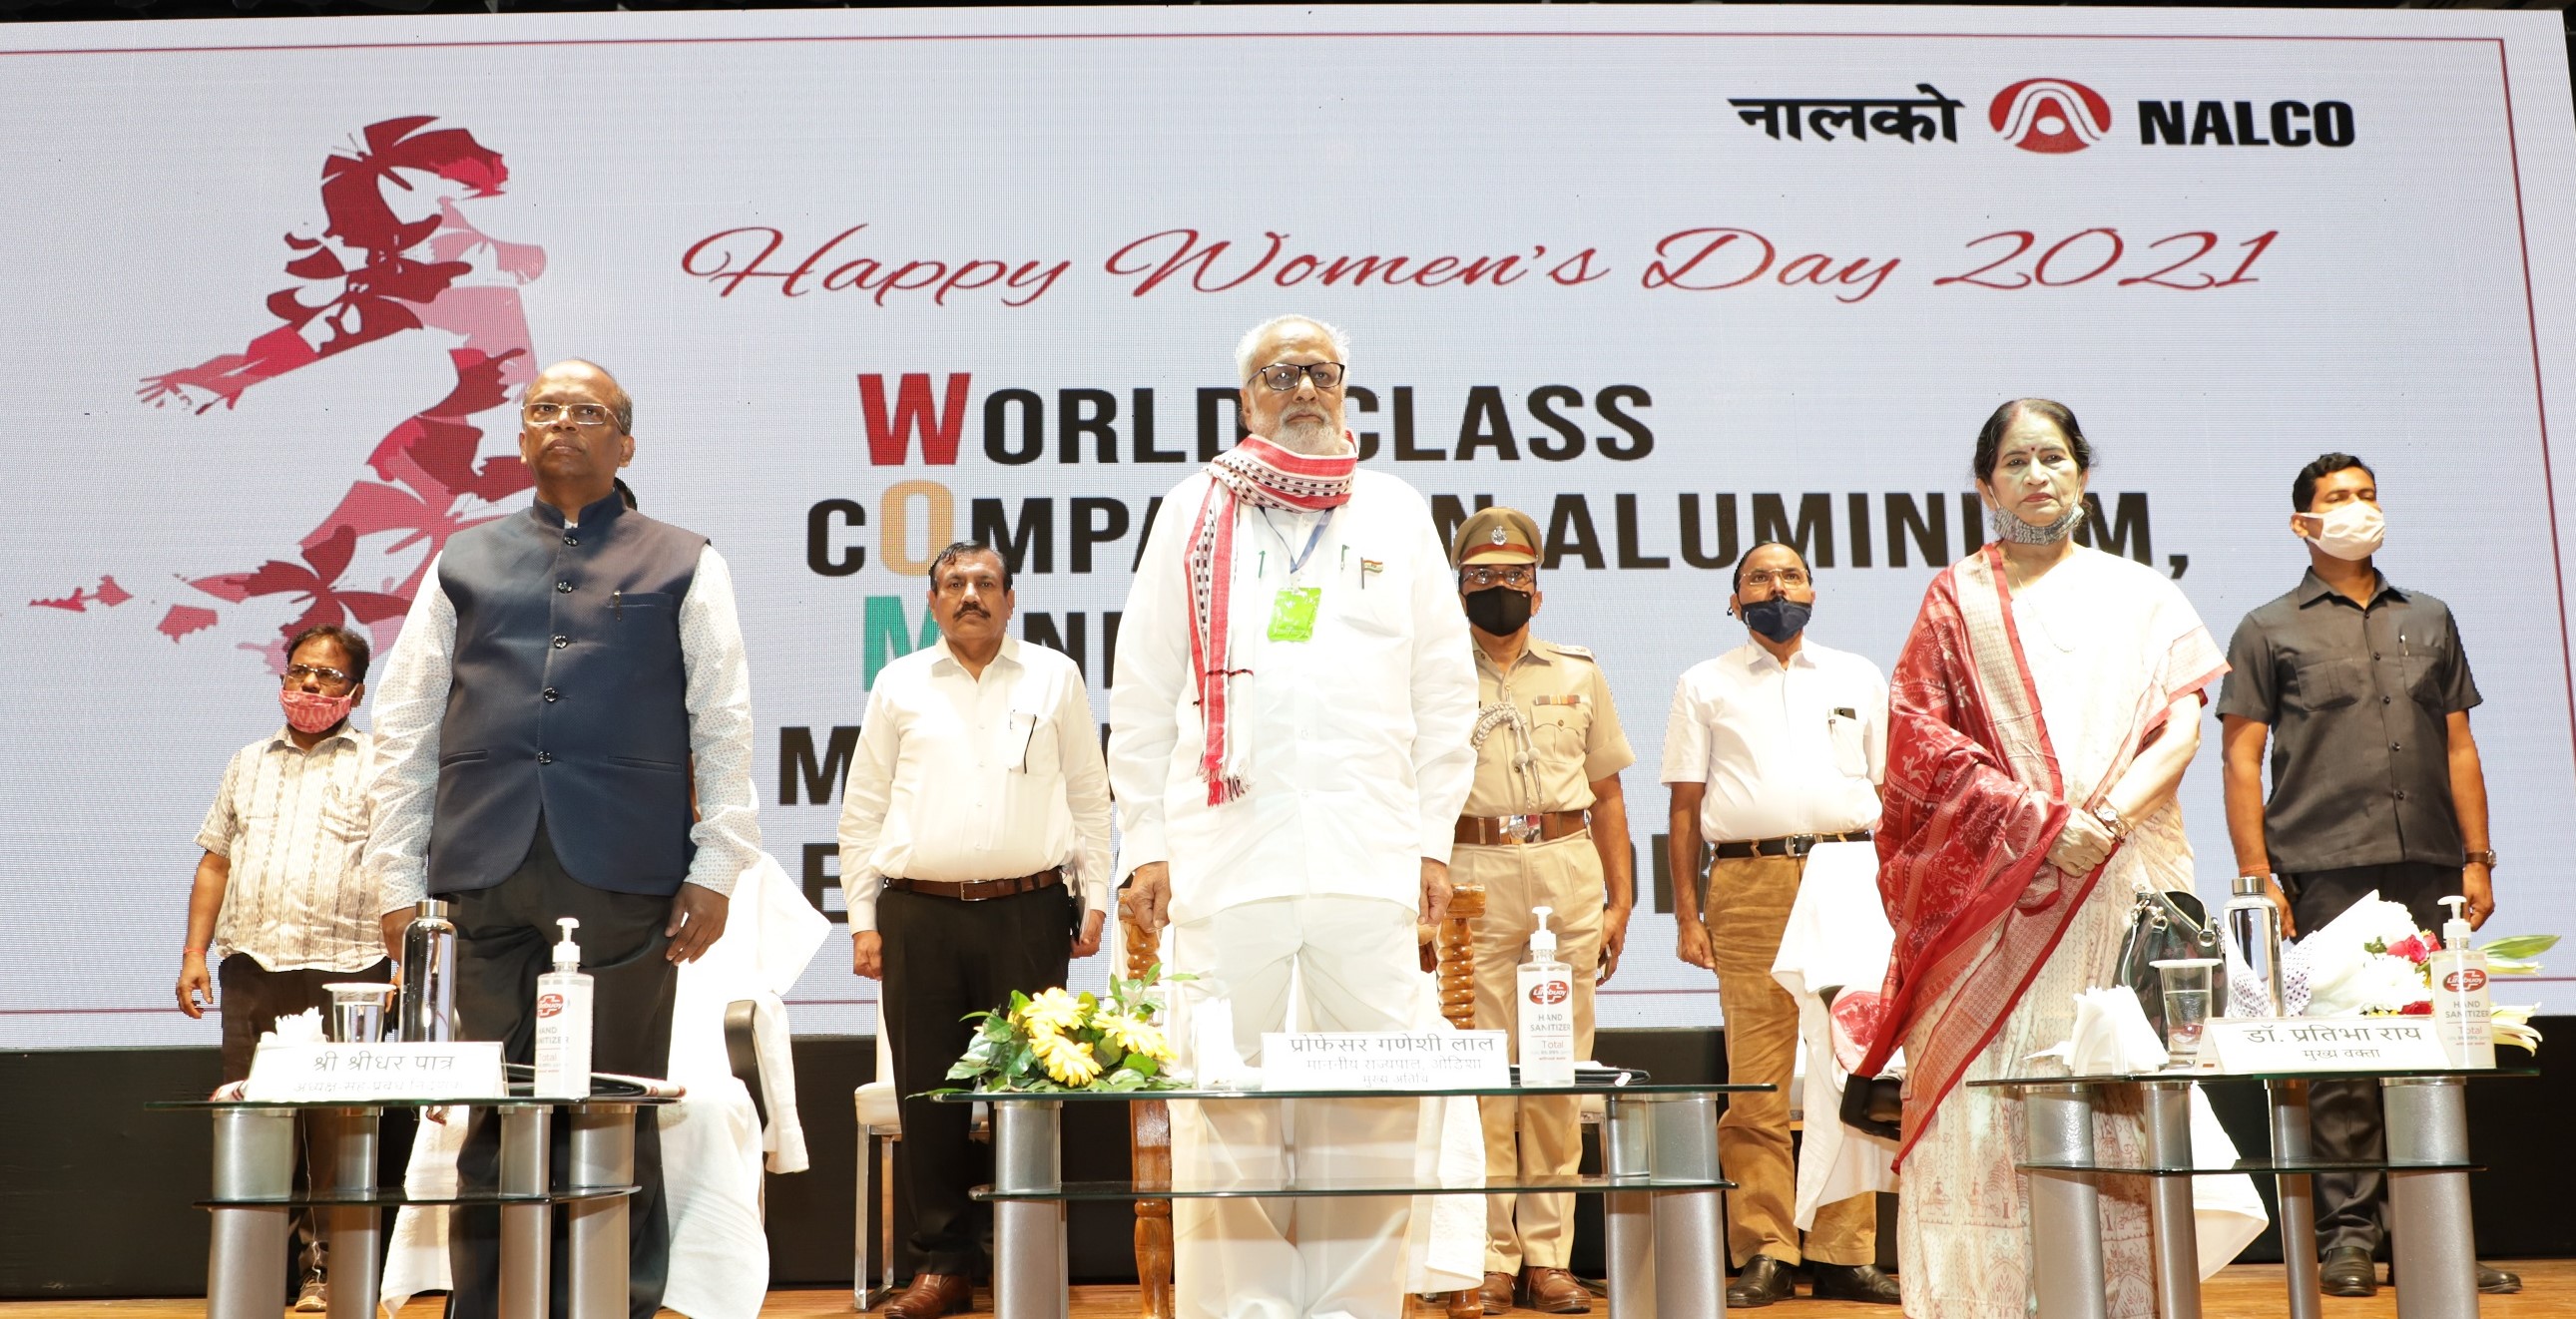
left=136, top=116, right=546, bottom=657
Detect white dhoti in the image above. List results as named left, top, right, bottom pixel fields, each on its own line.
left=1170, top=894, right=1426, bottom=1319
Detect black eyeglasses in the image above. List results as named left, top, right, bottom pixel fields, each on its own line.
left=1251, top=361, right=1345, bottom=392
left=281, top=663, right=355, bottom=690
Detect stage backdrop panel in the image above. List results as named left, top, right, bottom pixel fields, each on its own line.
left=5, top=5, right=2575, bottom=1047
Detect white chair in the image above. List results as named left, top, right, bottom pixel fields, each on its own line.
left=852, top=1024, right=902, bottom=1310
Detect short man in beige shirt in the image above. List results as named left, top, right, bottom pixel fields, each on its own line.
left=1665, top=542, right=1897, bottom=1307
left=1448, top=507, right=1636, bottom=1315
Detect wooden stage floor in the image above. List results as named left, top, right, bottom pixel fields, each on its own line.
left=2, top=1263, right=2568, bottom=1319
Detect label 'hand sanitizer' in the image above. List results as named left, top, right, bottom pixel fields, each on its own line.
left=1516, top=905, right=1577, bottom=1088
left=534, top=917, right=595, bottom=1099
left=2429, top=895, right=2495, bottom=1069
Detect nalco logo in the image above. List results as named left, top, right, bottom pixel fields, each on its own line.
left=538, top=992, right=565, bottom=1019
left=2443, top=968, right=2489, bottom=993
left=1528, top=981, right=1571, bottom=1006
left=1990, top=78, right=2114, bottom=153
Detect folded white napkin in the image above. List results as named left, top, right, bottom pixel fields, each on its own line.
left=264, top=1008, right=327, bottom=1046
left=2030, top=986, right=2170, bottom=1074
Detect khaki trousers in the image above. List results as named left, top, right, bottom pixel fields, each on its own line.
left=1461, top=833, right=1604, bottom=1272
left=1706, top=854, right=1875, bottom=1268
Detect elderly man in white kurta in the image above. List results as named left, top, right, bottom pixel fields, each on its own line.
left=1113, top=314, right=1478, bottom=1319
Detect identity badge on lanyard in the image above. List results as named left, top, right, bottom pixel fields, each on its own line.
left=1264, top=509, right=1331, bottom=644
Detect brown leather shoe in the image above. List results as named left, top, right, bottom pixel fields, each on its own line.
left=1478, top=1271, right=1516, bottom=1315
left=1521, top=1267, right=1592, bottom=1314
left=883, top=1272, right=972, bottom=1319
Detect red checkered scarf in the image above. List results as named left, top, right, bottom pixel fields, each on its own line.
left=1185, top=434, right=1356, bottom=804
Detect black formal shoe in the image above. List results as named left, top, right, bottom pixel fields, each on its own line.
left=2383, top=1255, right=2520, bottom=1294
left=1809, top=1262, right=1903, bottom=1305
left=1726, top=1256, right=1796, bottom=1308
left=2319, top=1246, right=2377, bottom=1297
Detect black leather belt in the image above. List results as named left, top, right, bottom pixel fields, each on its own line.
left=1712, top=831, right=1871, bottom=860
left=884, top=868, right=1063, bottom=901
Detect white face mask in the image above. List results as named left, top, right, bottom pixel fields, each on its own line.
left=2303, top=501, right=2385, bottom=561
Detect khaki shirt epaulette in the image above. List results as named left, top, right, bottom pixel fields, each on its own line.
left=1461, top=634, right=1639, bottom=819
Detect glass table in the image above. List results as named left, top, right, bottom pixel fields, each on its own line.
left=150, top=1092, right=678, bottom=1319
left=936, top=1082, right=1771, bottom=1319
left=1969, top=1067, right=2535, bottom=1319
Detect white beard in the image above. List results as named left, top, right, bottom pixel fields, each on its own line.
left=1270, top=412, right=1348, bottom=456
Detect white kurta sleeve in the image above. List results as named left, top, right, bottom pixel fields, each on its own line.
left=1405, top=507, right=1477, bottom=864
left=363, top=559, right=456, bottom=913
left=1107, top=479, right=1198, bottom=881
left=679, top=546, right=761, bottom=898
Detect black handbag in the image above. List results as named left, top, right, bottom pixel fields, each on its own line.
left=2111, top=884, right=2220, bottom=1037
left=1838, top=1068, right=1904, bottom=1141
left=1820, top=984, right=1905, bottom=1141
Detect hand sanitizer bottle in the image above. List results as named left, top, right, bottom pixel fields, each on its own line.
left=2428, top=896, right=2495, bottom=1069
left=1515, top=906, right=1577, bottom=1089
left=534, top=918, right=595, bottom=1099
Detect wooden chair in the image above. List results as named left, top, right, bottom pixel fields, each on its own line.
left=1124, top=913, right=1177, bottom=1319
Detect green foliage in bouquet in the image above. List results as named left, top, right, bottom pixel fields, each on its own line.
left=940, top=963, right=1188, bottom=1094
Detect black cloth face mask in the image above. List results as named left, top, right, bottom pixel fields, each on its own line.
left=1740, top=596, right=1811, bottom=645
left=1464, top=586, right=1534, bottom=636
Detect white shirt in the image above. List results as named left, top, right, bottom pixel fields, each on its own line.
left=1661, top=638, right=1887, bottom=841
left=196, top=725, right=385, bottom=973
left=365, top=541, right=762, bottom=909
left=835, top=636, right=1113, bottom=932
left=1109, top=468, right=1478, bottom=926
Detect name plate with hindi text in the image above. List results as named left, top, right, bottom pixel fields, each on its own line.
left=2207, top=1017, right=2452, bottom=1074
left=1261, top=1031, right=1511, bottom=1091
left=243, top=1041, right=507, bottom=1100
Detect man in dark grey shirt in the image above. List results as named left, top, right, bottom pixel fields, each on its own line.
left=2217, top=451, right=2510, bottom=1297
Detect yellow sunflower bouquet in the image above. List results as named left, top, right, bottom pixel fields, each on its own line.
left=942, top=964, right=1186, bottom=1094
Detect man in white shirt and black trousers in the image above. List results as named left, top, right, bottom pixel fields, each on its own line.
left=1112, top=314, right=1477, bottom=1319
left=367, top=360, right=760, bottom=1319
left=839, top=540, right=1113, bottom=1319
left=1663, top=542, right=1899, bottom=1307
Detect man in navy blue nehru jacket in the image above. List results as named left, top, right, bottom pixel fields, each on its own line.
left=366, top=359, right=760, bottom=1319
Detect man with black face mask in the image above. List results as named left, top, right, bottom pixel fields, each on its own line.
left=1662, top=541, right=1897, bottom=1307
left=1446, top=507, right=1635, bottom=1316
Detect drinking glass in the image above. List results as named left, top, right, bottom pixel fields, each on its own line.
left=2151, top=958, right=2223, bottom=1069
left=325, top=983, right=396, bottom=1044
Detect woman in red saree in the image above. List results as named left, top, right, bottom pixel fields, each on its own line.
left=1861, top=400, right=2226, bottom=1319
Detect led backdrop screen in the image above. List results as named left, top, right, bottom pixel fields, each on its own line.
left=6, top=5, right=2576, bottom=1045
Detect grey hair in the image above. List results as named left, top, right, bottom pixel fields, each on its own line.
left=1235, top=315, right=1352, bottom=384
left=520, top=359, right=635, bottom=435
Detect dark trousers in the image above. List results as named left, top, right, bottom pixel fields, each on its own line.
left=880, top=881, right=1075, bottom=1277
left=2283, top=860, right=2460, bottom=1257
left=441, top=827, right=678, bottom=1319
left=219, top=954, right=395, bottom=1280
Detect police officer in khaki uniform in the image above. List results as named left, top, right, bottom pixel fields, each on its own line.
left=1449, top=508, right=1637, bottom=1316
